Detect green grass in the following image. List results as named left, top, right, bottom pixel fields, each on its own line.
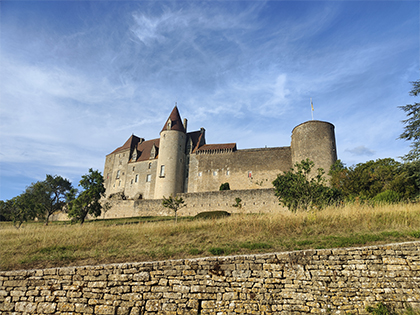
left=1, top=202, right=420, bottom=271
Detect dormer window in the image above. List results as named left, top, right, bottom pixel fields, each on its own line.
left=166, top=118, right=172, bottom=130
left=150, top=145, right=157, bottom=159
left=132, top=149, right=137, bottom=161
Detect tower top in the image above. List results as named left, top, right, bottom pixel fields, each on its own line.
left=161, top=106, right=186, bottom=133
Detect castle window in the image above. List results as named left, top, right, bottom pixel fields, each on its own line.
left=118, top=181, right=121, bottom=186
left=213, top=171, right=217, bottom=176
left=131, top=179, right=133, bottom=184
left=135, top=174, right=138, bottom=183
left=160, top=165, right=165, bottom=177
left=248, top=171, right=252, bottom=178
left=116, top=170, right=120, bottom=179
left=198, top=172, right=202, bottom=177
left=132, top=166, right=135, bottom=171
left=148, top=162, right=152, bottom=169
left=146, top=174, right=151, bottom=182
left=226, top=170, right=230, bottom=176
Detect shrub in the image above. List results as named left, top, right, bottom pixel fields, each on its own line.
left=273, top=159, right=343, bottom=212
left=219, top=183, right=230, bottom=191
left=195, top=211, right=231, bottom=220
left=372, top=190, right=401, bottom=204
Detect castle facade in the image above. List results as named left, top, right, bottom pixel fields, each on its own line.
left=103, top=106, right=337, bottom=200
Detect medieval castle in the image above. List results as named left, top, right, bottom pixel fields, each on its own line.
left=103, top=106, right=337, bottom=204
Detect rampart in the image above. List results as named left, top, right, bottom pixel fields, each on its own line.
left=51, top=189, right=285, bottom=221
left=1, top=241, right=419, bottom=314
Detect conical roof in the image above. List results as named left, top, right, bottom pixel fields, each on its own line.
left=161, top=106, right=186, bottom=133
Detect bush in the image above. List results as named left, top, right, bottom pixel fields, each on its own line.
left=195, top=211, right=231, bottom=220
left=273, top=159, right=343, bottom=212
left=372, top=190, right=401, bottom=204
left=219, top=183, right=230, bottom=191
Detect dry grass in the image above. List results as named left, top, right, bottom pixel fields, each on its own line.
left=1, top=202, right=419, bottom=271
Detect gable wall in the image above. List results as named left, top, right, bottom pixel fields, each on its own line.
left=103, top=150, right=130, bottom=197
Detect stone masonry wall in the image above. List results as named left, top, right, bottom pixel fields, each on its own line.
left=50, top=189, right=285, bottom=221
left=1, top=241, right=419, bottom=314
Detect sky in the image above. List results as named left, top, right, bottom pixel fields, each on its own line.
left=0, top=0, right=419, bottom=201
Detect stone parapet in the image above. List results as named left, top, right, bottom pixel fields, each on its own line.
left=1, top=241, right=420, bottom=314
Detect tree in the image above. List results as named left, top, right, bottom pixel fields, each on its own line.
left=6, top=190, right=38, bottom=228
left=67, top=169, right=106, bottom=224
left=329, top=158, right=402, bottom=201
left=30, top=175, right=73, bottom=225
left=399, top=79, right=420, bottom=161
left=273, top=159, right=342, bottom=212
left=162, top=194, right=185, bottom=223
left=219, top=183, right=230, bottom=191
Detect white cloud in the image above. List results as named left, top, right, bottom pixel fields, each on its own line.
left=345, top=146, right=375, bottom=157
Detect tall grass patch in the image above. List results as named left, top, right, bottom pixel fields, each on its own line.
left=1, top=202, right=419, bottom=271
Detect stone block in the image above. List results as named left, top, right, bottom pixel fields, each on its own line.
left=37, top=302, right=57, bottom=313
left=57, top=302, right=75, bottom=312
left=75, top=303, right=94, bottom=313
left=95, top=305, right=116, bottom=314
left=15, top=301, right=36, bottom=313
left=145, top=299, right=160, bottom=312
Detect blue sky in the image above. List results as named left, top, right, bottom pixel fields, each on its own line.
left=0, top=1, right=418, bottom=201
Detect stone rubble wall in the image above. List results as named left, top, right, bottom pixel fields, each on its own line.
left=1, top=241, right=419, bottom=314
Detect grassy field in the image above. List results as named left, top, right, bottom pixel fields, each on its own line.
left=1, top=202, right=420, bottom=271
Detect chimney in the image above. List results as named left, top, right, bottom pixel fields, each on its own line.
left=183, top=118, right=188, bottom=132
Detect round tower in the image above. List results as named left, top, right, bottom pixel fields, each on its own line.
left=154, top=106, right=187, bottom=199
left=291, top=120, right=337, bottom=176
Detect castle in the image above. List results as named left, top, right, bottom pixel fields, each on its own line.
left=103, top=106, right=337, bottom=202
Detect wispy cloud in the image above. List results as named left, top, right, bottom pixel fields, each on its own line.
left=0, top=1, right=418, bottom=200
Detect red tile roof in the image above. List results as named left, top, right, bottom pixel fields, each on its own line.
left=187, top=130, right=206, bottom=153
left=134, top=138, right=160, bottom=162
left=195, top=143, right=236, bottom=154
left=109, top=135, right=142, bottom=155
left=161, top=106, right=186, bottom=133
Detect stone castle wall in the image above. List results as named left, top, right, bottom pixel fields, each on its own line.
left=1, top=241, right=419, bottom=314
left=50, top=188, right=284, bottom=221
left=187, top=147, right=292, bottom=193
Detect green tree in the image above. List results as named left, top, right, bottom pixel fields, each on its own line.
left=273, top=159, right=342, bottom=212
left=389, top=160, right=420, bottom=201
left=219, top=182, right=230, bottom=191
left=162, top=194, right=185, bottom=223
left=67, top=169, right=106, bottom=224
left=329, top=158, right=401, bottom=201
left=30, top=175, right=73, bottom=225
left=0, top=200, right=8, bottom=221
left=6, top=190, right=38, bottom=228
left=399, top=79, right=420, bottom=161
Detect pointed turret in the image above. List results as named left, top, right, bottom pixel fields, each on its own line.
left=154, top=106, right=187, bottom=199
left=161, top=106, right=186, bottom=133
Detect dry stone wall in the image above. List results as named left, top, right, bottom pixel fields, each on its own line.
left=1, top=241, right=420, bottom=314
